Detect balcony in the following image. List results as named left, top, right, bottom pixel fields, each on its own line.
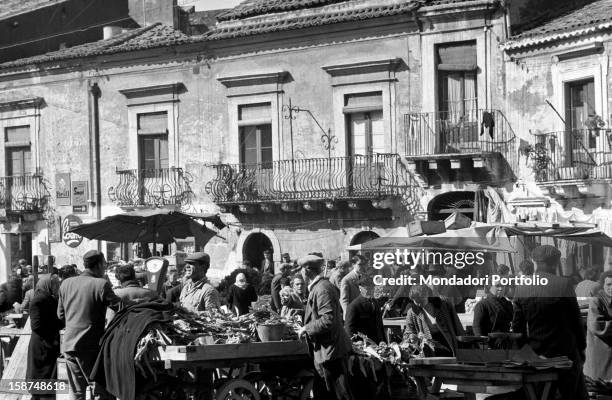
left=108, top=167, right=194, bottom=209
left=0, top=174, right=49, bottom=213
left=205, top=154, right=408, bottom=213
left=529, top=129, right=612, bottom=195
left=404, top=109, right=517, bottom=186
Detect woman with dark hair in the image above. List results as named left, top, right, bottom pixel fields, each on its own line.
left=26, top=275, right=64, bottom=400
left=404, top=285, right=465, bottom=356
left=584, top=270, right=612, bottom=380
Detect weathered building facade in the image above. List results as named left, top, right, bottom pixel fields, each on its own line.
left=2, top=0, right=607, bottom=280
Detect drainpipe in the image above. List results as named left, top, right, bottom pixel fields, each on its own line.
left=88, top=81, right=102, bottom=250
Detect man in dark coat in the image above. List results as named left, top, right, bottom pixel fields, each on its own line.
left=27, top=275, right=63, bottom=400
left=297, top=255, right=353, bottom=400
left=472, top=282, right=513, bottom=337
left=58, top=250, right=122, bottom=400
left=345, top=275, right=385, bottom=343
left=512, top=245, right=588, bottom=400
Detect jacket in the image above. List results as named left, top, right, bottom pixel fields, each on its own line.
left=58, top=270, right=122, bottom=353
left=114, top=280, right=159, bottom=302
left=584, top=291, right=612, bottom=379
left=404, top=298, right=465, bottom=356
left=344, top=295, right=385, bottom=343
left=340, top=269, right=361, bottom=317
left=303, top=276, right=351, bottom=366
left=512, top=272, right=585, bottom=360
left=27, top=291, right=64, bottom=381
left=179, top=277, right=220, bottom=312
left=472, top=294, right=513, bottom=336
left=328, top=269, right=345, bottom=289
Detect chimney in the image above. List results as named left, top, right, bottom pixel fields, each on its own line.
left=103, top=26, right=123, bottom=40
left=128, top=0, right=179, bottom=28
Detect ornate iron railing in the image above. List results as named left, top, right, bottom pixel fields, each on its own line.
left=0, top=174, right=49, bottom=212
left=108, top=167, right=194, bottom=208
left=404, top=109, right=518, bottom=171
left=206, top=154, right=408, bottom=204
left=531, top=130, right=604, bottom=182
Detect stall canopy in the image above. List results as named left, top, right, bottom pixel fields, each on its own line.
left=348, top=225, right=516, bottom=253
left=349, top=222, right=612, bottom=252
left=68, top=209, right=225, bottom=245
left=501, top=223, right=612, bottom=247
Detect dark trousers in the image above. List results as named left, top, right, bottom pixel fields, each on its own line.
left=64, top=351, right=114, bottom=400
left=313, top=357, right=354, bottom=400
left=555, top=359, right=588, bottom=400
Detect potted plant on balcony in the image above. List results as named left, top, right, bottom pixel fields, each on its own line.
left=521, top=142, right=552, bottom=182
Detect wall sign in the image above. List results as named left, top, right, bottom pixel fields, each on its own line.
left=72, top=181, right=88, bottom=214
left=56, top=173, right=71, bottom=206
left=48, top=215, right=62, bottom=243
left=62, top=214, right=83, bottom=248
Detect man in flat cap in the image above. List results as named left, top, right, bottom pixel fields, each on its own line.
left=512, top=245, right=587, bottom=400
left=297, top=255, right=353, bottom=400
left=58, top=250, right=122, bottom=400
left=179, top=252, right=220, bottom=313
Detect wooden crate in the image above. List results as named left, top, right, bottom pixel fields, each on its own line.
left=158, top=340, right=309, bottom=362
left=408, top=221, right=446, bottom=237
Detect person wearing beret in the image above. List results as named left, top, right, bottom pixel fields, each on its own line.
left=512, top=245, right=588, bottom=400
left=179, top=252, right=220, bottom=313
left=297, top=255, right=354, bottom=400
left=58, top=250, right=122, bottom=400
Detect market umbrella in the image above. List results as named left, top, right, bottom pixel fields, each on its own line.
left=348, top=225, right=515, bottom=253
left=501, top=223, right=612, bottom=247
left=68, top=209, right=225, bottom=245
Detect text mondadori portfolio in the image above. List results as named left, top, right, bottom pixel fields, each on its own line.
left=373, top=274, right=549, bottom=287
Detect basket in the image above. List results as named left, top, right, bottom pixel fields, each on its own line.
left=256, top=323, right=286, bottom=342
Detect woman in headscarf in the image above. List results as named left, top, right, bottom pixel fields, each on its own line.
left=26, top=274, right=64, bottom=400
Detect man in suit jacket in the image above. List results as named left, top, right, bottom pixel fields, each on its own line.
left=58, top=250, right=122, bottom=400
left=340, top=255, right=367, bottom=317
left=297, top=255, right=353, bottom=400
left=512, top=245, right=588, bottom=400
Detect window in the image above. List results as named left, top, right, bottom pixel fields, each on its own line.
left=565, top=78, right=596, bottom=148
left=239, top=103, right=272, bottom=167
left=344, top=92, right=384, bottom=156
left=137, top=112, right=169, bottom=171
left=5, top=125, right=31, bottom=176
left=437, top=41, right=478, bottom=119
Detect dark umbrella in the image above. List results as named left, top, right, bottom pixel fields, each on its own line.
left=67, top=209, right=225, bottom=245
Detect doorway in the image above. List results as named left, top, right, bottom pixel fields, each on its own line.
left=9, top=233, right=31, bottom=271
left=242, top=232, right=273, bottom=272
left=428, top=191, right=477, bottom=221
left=349, top=231, right=380, bottom=261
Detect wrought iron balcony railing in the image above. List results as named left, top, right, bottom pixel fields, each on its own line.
left=108, top=167, right=194, bottom=208
left=530, top=129, right=609, bottom=182
left=405, top=109, right=517, bottom=170
left=0, top=174, right=49, bottom=213
left=206, top=154, right=408, bottom=204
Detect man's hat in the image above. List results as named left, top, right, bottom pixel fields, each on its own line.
left=185, top=252, right=210, bottom=265
left=531, top=245, right=561, bottom=264
left=297, top=254, right=324, bottom=270
left=83, top=250, right=104, bottom=264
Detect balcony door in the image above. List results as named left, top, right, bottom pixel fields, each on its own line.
left=344, top=92, right=385, bottom=196
left=137, top=112, right=169, bottom=204
left=436, top=41, right=478, bottom=152
left=238, top=103, right=273, bottom=199
left=5, top=126, right=32, bottom=210
left=563, top=79, right=596, bottom=173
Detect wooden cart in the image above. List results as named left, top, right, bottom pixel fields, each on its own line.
left=155, top=340, right=313, bottom=400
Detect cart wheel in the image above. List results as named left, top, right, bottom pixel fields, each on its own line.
left=215, top=379, right=261, bottom=400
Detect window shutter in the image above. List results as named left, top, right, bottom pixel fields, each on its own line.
left=138, top=112, right=168, bottom=135
left=437, top=41, right=477, bottom=71
left=344, top=92, right=383, bottom=113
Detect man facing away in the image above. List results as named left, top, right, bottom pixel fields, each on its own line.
left=340, top=255, right=367, bottom=317
left=297, top=255, right=353, bottom=400
left=512, top=245, right=587, bottom=400
left=58, top=250, right=122, bottom=400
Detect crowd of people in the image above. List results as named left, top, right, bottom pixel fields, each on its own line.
left=2, top=243, right=611, bottom=400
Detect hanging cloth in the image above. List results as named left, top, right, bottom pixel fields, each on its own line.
left=481, top=111, right=495, bottom=139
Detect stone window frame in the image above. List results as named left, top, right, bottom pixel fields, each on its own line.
left=0, top=98, right=43, bottom=177
left=218, top=72, right=288, bottom=164
left=119, top=83, right=184, bottom=171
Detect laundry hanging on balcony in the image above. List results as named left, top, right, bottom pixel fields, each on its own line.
left=480, top=111, right=494, bottom=139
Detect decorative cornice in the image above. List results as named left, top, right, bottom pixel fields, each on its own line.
left=322, top=58, right=401, bottom=76
left=217, top=71, right=289, bottom=88
left=119, top=83, right=186, bottom=99
left=0, top=97, right=45, bottom=112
